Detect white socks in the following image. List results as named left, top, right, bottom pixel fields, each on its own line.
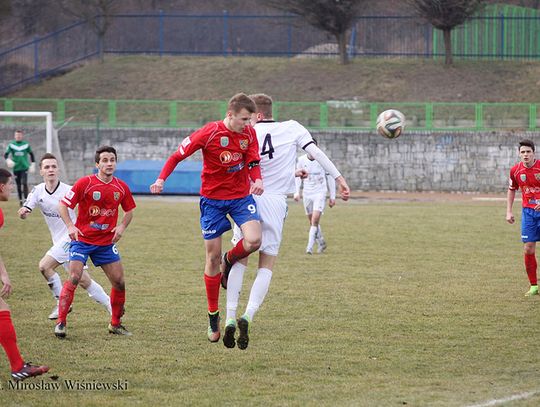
left=86, top=280, right=112, bottom=314
left=47, top=273, right=62, bottom=299
left=307, top=225, right=318, bottom=252
left=245, top=268, right=272, bottom=321
left=226, top=262, right=247, bottom=322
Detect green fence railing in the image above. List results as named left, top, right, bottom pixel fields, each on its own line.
left=1, top=98, right=539, bottom=131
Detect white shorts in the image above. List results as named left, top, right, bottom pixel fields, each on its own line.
left=232, top=193, right=288, bottom=256
left=302, top=193, right=326, bottom=215
left=46, top=240, right=71, bottom=264
left=46, top=240, right=88, bottom=270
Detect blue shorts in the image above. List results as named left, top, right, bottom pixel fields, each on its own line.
left=199, top=195, right=260, bottom=240
left=69, top=241, right=121, bottom=266
left=521, top=207, right=540, bottom=242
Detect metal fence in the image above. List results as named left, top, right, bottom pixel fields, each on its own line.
left=1, top=4, right=539, bottom=94
left=1, top=97, right=538, bottom=131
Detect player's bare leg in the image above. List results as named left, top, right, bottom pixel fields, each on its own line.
left=204, top=237, right=222, bottom=342
left=55, top=260, right=84, bottom=338
left=523, top=242, right=538, bottom=296
left=102, top=261, right=131, bottom=336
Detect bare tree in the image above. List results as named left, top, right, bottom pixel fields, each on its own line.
left=55, top=0, right=118, bottom=62
left=409, top=0, right=485, bottom=65
left=262, top=0, right=368, bottom=64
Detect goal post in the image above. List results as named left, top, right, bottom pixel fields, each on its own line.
left=0, top=111, right=54, bottom=152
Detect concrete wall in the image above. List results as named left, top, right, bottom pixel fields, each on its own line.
left=1, top=127, right=535, bottom=193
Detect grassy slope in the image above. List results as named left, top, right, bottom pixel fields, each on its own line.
left=8, top=56, right=540, bottom=103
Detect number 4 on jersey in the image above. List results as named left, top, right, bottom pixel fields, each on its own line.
left=261, top=133, right=275, bottom=159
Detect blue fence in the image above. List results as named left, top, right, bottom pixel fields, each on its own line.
left=1, top=5, right=539, bottom=94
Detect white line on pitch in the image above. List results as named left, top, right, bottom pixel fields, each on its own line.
left=465, top=390, right=540, bottom=407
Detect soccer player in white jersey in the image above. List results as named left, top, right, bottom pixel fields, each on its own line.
left=295, top=142, right=337, bottom=254
left=222, top=93, right=350, bottom=350
left=17, top=153, right=111, bottom=319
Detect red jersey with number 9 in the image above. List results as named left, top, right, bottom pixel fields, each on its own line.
left=61, top=174, right=136, bottom=246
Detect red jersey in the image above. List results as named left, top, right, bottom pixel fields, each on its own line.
left=159, top=121, right=261, bottom=200
left=509, top=160, right=540, bottom=208
left=61, top=174, right=136, bottom=246
left=0, top=208, right=4, bottom=229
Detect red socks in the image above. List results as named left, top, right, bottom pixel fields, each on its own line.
left=58, top=280, right=77, bottom=324
left=524, top=253, right=538, bottom=285
left=226, top=238, right=250, bottom=265
left=110, top=288, right=126, bottom=326
left=204, top=273, right=221, bottom=313
left=0, top=310, right=24, bottom=372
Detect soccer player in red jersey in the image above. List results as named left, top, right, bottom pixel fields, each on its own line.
left=150, top=93, right=263, bottom=342
left=507, top=139, right=540, bottom=296
left=0, top=168, right=49, bottom=381
left=54, top=146, right=136, bottom=338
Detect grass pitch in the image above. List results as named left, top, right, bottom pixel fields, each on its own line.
left=1, top=196, right=539, bottom=406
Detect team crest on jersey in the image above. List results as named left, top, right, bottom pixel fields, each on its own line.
left=220, top=137, right=229, bottom=147
left=93, top=191, right=101, bottom=200
left=114, top=192, right=120, bottom=201
left=239, top=139, right=248, bottom=150
left=521, top=174, right=527, bottom=182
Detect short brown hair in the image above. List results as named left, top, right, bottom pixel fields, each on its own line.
left=249, top=93, right=273, bottom=118
left=40, top=153, right=57, bottom=168
left=0, top=168, right=12, bottom=184
left=95, top=145, right=117, bottom=163
left=519, top=139, right=535, bottom=152
left=228, top=93, right=256, bottom=114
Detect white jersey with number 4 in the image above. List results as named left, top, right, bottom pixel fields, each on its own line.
left=23, top=182, right=76, bottom=245
left=255, top=120, right=314, bottom=195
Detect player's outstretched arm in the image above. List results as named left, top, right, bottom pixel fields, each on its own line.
left=0, top=256, right=12, bottom=298
left=112, top=210, right=134, bottom=243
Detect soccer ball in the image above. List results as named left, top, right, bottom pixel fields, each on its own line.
left=376, top=109, right=405, bottom=139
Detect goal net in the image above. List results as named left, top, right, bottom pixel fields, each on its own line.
left=0, top=111, right=67, bottom=180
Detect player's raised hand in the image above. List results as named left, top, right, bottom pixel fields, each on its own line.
left=250, top=179, right=264, bottom=196
left=17, top=206, right=30, bottom=219
left=336, top=176, right=350, bottom=201
left=150, top=179, right=164, bottom=194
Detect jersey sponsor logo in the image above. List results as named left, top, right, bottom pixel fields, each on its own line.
left=524, top=187, right=540, bottom=194
left=232, top=152, right=242, bottom=161
left=227, top=162, right=245, bottom=173
left=89, top=205, right=117, bottom=217
left=114, top=192, right=120, bottom=201
left=93, top=191, right=101, bottom=200
left=239, top=139, right=248, bottom=150
left=220, top=151, right=233, bottom=164
left=220, top=136, right=229, bottom=147
left=42, top=211, right=61, bottom=218
left=521, top=174, right=527, bottom=182
left=66, top=190, right=75, bottom=200
left=90, top=222, right=110, bottom=230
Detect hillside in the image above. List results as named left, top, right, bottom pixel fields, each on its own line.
left=6, top=56, right=540, bottom=103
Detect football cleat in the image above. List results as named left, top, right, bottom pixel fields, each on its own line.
left=525, top=285, right=539, bottom=297
left=220, top=253, right=233, bottom=289
left=317, top=239, right=327, bottom=254
left=207, top=311, right=221, bottom=342
left=11, top=363, right=49, bottom=381
left=237, top=315, right=251, bottom=350
left=306, top=248, right=313, bottom=255
left=54, top=323, right=66, bottom=338
left=108, top=323, right=132, bottom=336
left=48, top=304, right=72, bottom=320
left=223, top=319, right=236, bottom=349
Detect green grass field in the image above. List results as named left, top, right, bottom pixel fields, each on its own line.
left=1, top=196, right=539, bottom=406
